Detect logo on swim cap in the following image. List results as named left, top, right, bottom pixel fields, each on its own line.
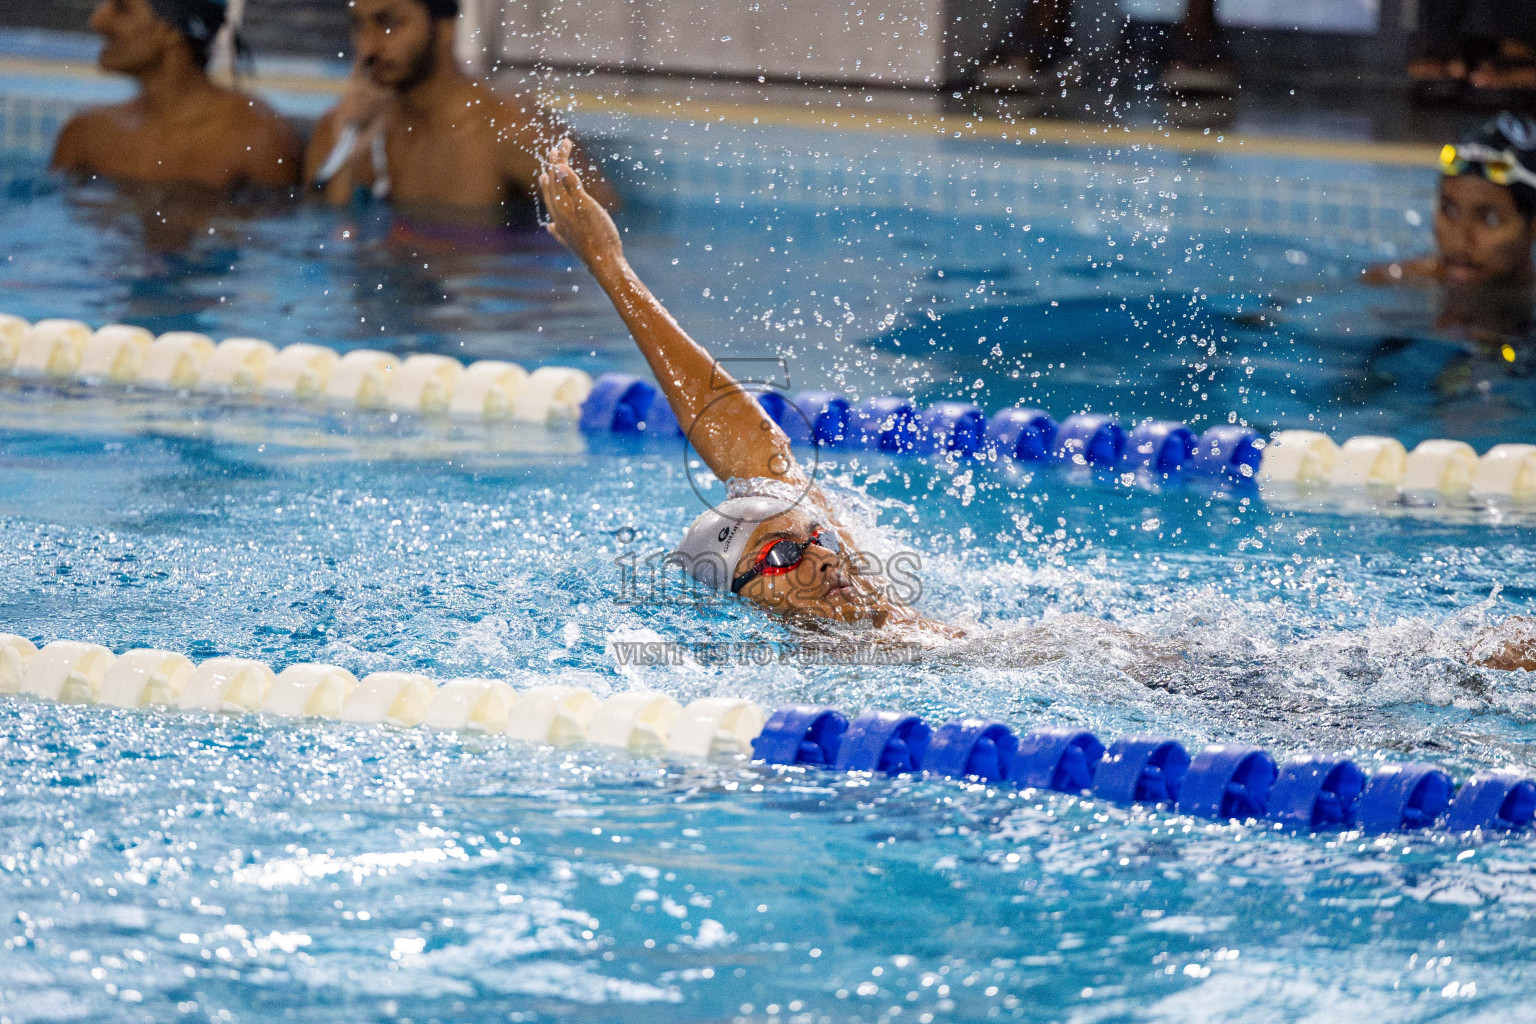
left=718, top=526, right=730, bottom=542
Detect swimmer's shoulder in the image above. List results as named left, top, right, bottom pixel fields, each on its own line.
left=51, top=101, right=139, bottom=171
left=209, top=86, right=297, bottom=142
left=215, top=86, right=290, bottom=130
left=1362, top=256, right=1442, bottom=286
left=213, top=87, right=303, bottom=186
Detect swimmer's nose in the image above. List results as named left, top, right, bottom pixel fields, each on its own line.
left=823, top=558, right=852, bottom=589
left=1444, top=219, right=1480, bottom=257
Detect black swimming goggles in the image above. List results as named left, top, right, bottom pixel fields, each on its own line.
left=1440, top=143, right=1536, bottom=191
left=730, top=527, right=842, bottom=594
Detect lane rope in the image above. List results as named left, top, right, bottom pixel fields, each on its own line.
left=5, top=314, right=1526, bottom=506
left=1, top=633, right=1529, bottom=837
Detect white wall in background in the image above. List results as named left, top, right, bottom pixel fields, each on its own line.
left=456, top=0, right=1006, bottom=87
left=1120, top=0, right=1379, bottom=33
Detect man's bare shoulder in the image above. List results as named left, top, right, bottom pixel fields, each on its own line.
left=208, top=89, right=302, bottom=185
left=212, top=87, right=294, bottom=134
left=60, top=100, right=141, bottom=136
left=52, top=101, right=139, bottom=168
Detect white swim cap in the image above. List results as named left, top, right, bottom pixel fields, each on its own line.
left=671, top=496, right=799, bottom=593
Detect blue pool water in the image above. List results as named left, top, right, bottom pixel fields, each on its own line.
left=2, top=117, right=1536, bottom=1022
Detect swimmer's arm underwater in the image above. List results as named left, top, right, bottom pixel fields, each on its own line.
left=538, top=140, right=798, bottom=491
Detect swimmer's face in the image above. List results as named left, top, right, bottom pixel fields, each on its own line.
left=350, top=0, right=442, bottom=90
left=732, top=510, right=886, bottom=626
left=90, top=0, right=182, bottom=75
left=1435, top=175, right=1536, bottom=288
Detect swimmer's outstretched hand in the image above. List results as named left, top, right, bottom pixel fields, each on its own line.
left=539, top=140, right=623, bottom=274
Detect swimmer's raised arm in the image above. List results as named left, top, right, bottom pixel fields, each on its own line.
left=538, top=140, right=796, bottom=489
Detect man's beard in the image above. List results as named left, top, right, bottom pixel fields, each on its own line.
left=394, top=35, right=439, bottom=92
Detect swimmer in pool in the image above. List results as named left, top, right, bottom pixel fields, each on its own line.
left=1364, top=114, right=1536, bottom=291
left=537, top=140, right=1536, bottom=668
left=51, top=0, right=301, bottom=190
left=1359, top=115, right=1536, bottom=436
left=304, top=0, right=616, bottom=229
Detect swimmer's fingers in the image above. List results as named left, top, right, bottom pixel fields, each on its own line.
left=538, top=165, right=573, bottom=215
left=553, top=159, right=584, bottom=198
left=537, top=171, right=572, bottom=249
left=543, top=140, right=576, bottom=177
left=540, top=143, right=623, bottom=263
left=545, top=140, right=586, bottom=197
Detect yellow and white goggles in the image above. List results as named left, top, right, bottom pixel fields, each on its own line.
left=1440, top=142, right=1536, bottom=190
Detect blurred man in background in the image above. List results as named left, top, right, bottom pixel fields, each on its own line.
left=52, top=0, right=301, bottom=189
left=305, top=0, right=615, bottom=231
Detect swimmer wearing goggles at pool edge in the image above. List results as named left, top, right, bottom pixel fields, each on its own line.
left=538, top=140, right=1536, bottom=667
left=1366, top=113, right=1536, bottom=290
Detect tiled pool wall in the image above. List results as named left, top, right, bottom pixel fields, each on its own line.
left=0, top=92, right=72, bottom=162
left=0, top=78, right=1434, bottom=256
left=581, top=112, right=1433, bottom=255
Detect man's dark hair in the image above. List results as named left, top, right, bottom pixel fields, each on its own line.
left=420, top=0, right=461, bottom=18
left=1458, top=113, right=1536, bottom=222
left=147, top=0, right=229, bottom=69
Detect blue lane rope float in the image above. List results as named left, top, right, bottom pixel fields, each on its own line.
left=924, top=718, right=1018, bottom=782
left=852, top=396, right=921, bottom=453
left=584, top=373, right=1536, bottom=504
left=835, top=709, right=931, bottom=773
left=1176, top=744, right=1277, bottom=821
left=791, top=391, right=852, bottom=446
left=1011, top=727, right=1104, bottom=792
left=748, top=706, right=1536, bottom=837
left=919, top=401, right=989, bottom=456
left=1190, top=424, right=1266, bottom=479
left=1093, top=735, right=1190, bottom=805
left=1126, top=420, right=1198, bottom=476
left=1268, top=755, right=1365, bottom=831
left=1356, top=763, right=1455, bottom=832
left=753, top=705, right=848, bottom=767
left=1444, top=773, right=1536, bottom=833
left=984, top=407, right=1058, bottom=462
left=580, top=373, right=680, bottom=435
left=1052, top=413, right=1127, bottom=468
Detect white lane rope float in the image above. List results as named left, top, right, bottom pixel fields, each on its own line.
left=0, top=315, right=593, bottom=424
